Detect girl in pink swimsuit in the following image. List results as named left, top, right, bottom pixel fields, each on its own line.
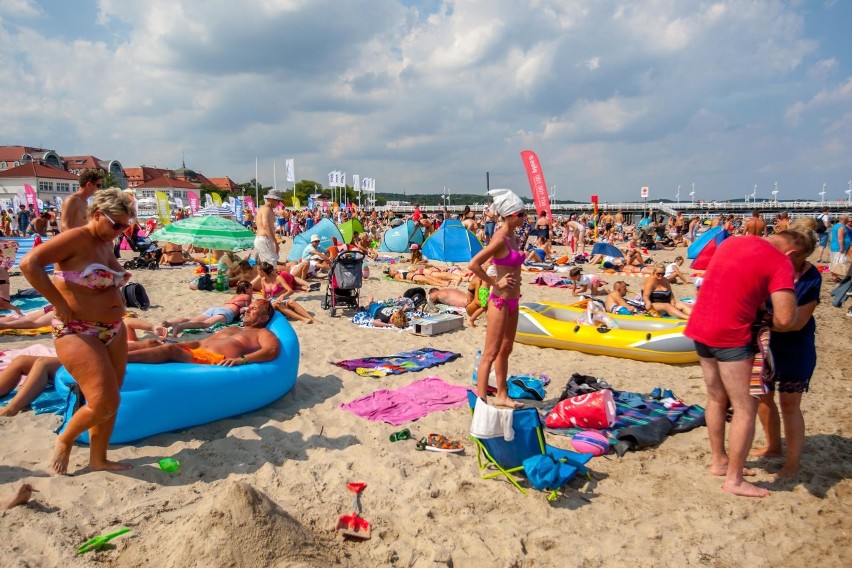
left=468, top=189, right=527, bottom=410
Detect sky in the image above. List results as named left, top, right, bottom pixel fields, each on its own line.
left=1, top=0, right=851, bottom=202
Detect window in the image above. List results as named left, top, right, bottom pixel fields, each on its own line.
left=38, top=181, right=54, bottom=192
left=57, top=182, right=70, bottom=193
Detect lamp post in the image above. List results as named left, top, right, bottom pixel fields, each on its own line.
left=675, top=185, right=680, bottom=204
left=773, top=181, right=779, bottom=204
left=846, top=179, right=852, bottom=203
left=750, top=185, right=757, bottom=204
left=690, top=182, right=695, bottom=205
left=819, top=183, right=826, bottom=205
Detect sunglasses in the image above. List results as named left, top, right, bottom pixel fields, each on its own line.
left=100, top=210, right=130, bottom=231
left=513, top=211, right=527, bottom=218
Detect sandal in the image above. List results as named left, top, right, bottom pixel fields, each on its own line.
left=415, top=434, right=464, bottom=453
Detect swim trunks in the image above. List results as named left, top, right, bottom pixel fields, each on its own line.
left=180, top=346, right=226, bottom=365
left=254, top=235, right=278, bottom=266
left=203, top=306, right=237, bottom=324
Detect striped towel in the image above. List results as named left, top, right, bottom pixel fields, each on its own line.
left=749, top=323, right=774, bottom=398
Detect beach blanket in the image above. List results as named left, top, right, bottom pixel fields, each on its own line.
left=0, top=345, right=65, bottom=415
left=334, top=348, right=461, bottom=378
left=546, top=390, right=705, bottom=452
left=339, top=376, right=471, bottom=425
left=532, top=273, right=573, bottom=287
left=350, top=297, right=426, bottom=331
left=0, top=295, right=51, bottom=316
left=0, top=326, right=52, bottom=336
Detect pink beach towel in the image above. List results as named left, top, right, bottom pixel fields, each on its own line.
left=339, top=376, right=471, bottom=425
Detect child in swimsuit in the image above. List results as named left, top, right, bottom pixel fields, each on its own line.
left=567, top=267, right=606, bottom=296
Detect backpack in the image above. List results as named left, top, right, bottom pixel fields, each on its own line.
left=122, top=282, right=150, bottom=310
left=815, top=215, right=827, bottom=234
left=402, top=286, right=427, bottom=309
left=197, top=274, right=214, bottom=291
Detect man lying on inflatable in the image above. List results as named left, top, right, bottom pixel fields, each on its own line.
left=127, top=299, right=280, bottom=366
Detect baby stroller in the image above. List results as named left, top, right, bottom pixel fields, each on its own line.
left=320, top=250, right=364, bottom=317
left=120, top=230, right=162, bottom=270
left=635, top=225, right=656, bottom=250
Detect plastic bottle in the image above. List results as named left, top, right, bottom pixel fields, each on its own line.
left=216, top=269, right=226, bottom=292
left=159, top=458, right=180, bottom=473
left=471, top=349, right=481, bottom=385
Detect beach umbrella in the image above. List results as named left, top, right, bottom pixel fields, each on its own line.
left=590, top=242, right=624, bottom=258
left=194, top=204, right=235, bottom=216
left=149, top=216, right=256, bottom=251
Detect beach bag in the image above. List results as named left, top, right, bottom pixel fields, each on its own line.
left=403, top=287, right=427, bottom=309
left=122, top=282, right=150, bottom=310
left=522, top=454, right=578, bottom=491
left=508, top=376, right=546, bottom=401
left=545, top=389, right=616, bottom=429
left=190, top=274, right=214, bottom=291
left=829, top=251, right=851, bottom=278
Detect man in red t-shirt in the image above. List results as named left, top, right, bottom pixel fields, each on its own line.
left=685, top=232, right=807, bottom=498
left=410, top=204, right=422, bottom=223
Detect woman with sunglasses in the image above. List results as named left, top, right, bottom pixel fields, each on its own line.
left=642, top=262, right=692, bottom=319
left=21, top=188, right=135, bottom=475
left=468, top=189, right=527, bottom=409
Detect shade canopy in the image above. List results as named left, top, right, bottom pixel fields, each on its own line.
left=591, top=242, right=624, bottom=258
left=149, top=216, right=256, bottom=251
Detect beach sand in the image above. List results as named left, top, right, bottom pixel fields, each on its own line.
left=1, top=241, right=850, bottom=567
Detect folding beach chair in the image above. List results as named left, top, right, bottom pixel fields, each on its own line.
left=467, top=391, right=593, bottom=499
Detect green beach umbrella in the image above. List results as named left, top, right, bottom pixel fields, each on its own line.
left=149, top=216, right=256, bottom=251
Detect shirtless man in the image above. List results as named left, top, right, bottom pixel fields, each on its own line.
left=61, top=169, right=103, bottom=231
left=744, top=210, right=767, bottom=236
left=128, top=300, right=279, bottom=366
left=427, top=286, right=469, bottom=308
left=604, top=281, right=639, bottom=315
left=254, top=189, right=283, bottom=266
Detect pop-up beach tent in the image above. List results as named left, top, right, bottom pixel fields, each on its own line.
left=421, top=219, right=483, bottom=263
left=687, top=226, right=729, bottom=270
left=379, top=219, right=425, bottom=253
left=338, top=218, right=365, bottom=244
left=288, top=218, right=344, bottom=261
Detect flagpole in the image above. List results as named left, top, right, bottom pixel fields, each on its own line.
left=255, top=157, right=259, bottom=203
left=273, top=160, right=277, bottom=191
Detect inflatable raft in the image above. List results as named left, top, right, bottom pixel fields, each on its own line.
left=54, top=312, right=300, bottom=444
left=516, top=301, right=697, bottom=364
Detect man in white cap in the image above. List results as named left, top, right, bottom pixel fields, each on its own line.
left=255, top=189, right=284, bottom=265
left=301, top=233, right=330, bottom=274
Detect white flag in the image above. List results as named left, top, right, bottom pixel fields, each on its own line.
left=352, top=175, right=360, bottom=193
left=205, top=194, right=213, bottom=207
left=341, top=171, right=346, bottom=188
left=328, top=171, right=335, bottom=187
left=285, top=159, right=295, bottom=183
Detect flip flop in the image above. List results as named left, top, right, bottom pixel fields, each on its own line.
left=415, top=434, right=464, bottom=453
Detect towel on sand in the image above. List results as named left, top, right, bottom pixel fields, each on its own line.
left=334, top=348, right=460, bottom=378
left=339, top=377, right=470, bottom=425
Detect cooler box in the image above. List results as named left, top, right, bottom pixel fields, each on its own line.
left=411, top=313, right=464, bottom=336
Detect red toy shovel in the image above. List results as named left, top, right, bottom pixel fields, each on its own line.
left=336, top=482, right=371, bottom=540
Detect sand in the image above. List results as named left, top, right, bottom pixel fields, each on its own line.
left=1, top=240, right=850, bottom=567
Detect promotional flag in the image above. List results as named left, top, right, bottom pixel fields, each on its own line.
left=205, top=194, right=214, bottom=207
left=286, top=159, right=295, bottom=183
left=12, top=196, right=21, bottom=210
left=235, top=198, right=244, bottom=223
left=307, top=197, right=314, bottom=211
left=187, top=191, right=200, bottom=213
left=245, top=196, right=256, bottom=214
left=292, top=196, right=301, bottom=210
left=228, top=196, right=236, bottom=210
left=352, top=174, right=360, bottom=193
left=211, top=192, right=223, bottom=206
left=24, top=184, right=39, bottom=215
left=520, top=150, right=552, bottom=220
left=155, top=191, right=171, bottom=225
left=341, top=172, right=346, bottom=188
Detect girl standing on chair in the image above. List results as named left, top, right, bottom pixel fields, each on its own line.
left=468, top=189, right=526, bottom=409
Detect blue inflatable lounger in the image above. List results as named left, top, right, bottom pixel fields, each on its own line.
left=54, top=312, right=300, bottom=444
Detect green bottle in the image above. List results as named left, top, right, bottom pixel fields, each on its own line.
left=159, top=458, right=180, bottom=472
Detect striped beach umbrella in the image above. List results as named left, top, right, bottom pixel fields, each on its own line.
left=149, top=216, right=256, bottom=251
left=194, top=204, right=235, bottom=216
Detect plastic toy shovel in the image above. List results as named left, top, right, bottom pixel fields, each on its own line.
left=336, top=482, right=371, bottom=540
left=77, top=527, right=131, bottom=554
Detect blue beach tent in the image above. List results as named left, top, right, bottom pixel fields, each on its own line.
left=379, top=219, right=425, bottom=253
left=288, top=218, right=344, bottom=261
left=421, top=219, right=483, bottom=263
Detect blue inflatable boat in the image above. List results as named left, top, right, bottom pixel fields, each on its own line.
left=54, top=312, right=300, bottom=444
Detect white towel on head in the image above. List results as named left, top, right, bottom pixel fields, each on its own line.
left=488, top=188, right=524, bottom=218
left=470, top=397, right=515, bottom=441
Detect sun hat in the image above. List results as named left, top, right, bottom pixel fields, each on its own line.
left=265, top=188, right=285, bottom=201
left=310, top=234, right=320, bottom=242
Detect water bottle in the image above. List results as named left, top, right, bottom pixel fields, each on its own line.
left=216, top=269, right=226, bottom=292
left=158, top=458, right=180, bottom=473
left=471, top=350, right=482, bottom=386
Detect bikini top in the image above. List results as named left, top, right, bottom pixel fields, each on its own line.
left=54, top=263, right=131, bottom=291
left=491, top=237, right=525, bottom=267
left=263, top=280, right=285, bottom=298
left=225, top=294, right=253, bottom=311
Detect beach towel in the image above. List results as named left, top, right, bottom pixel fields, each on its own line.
left=532, top=273, right=573, bottom=287
left=0, top=294, right=51, bottom=316
left=546, top=390, right=705, bottom=452
left=750, top=323, right=774, bottom=398
left=0, top=326, right=52, bottom=336
left=470, top=397, right=514, bottom=441
left=339, top=376, right=470, bottom=425
left=334, top=348, right=461, bottom=378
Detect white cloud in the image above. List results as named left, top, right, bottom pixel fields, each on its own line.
left=0, top=0, right=849, bottom=199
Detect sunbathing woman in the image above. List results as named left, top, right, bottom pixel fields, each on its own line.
left=0, top=355, right=62, bottom=417
left=386, top=266, right=460, bottom=287
left=0, top=305, right=55, bottom=329
left=525, top=235, right=551, bottom=263
left=164, top=280, right=254, bottom=335
left=256, top=262, right=316, bottom=324
left=642, top=263, right=691, bottom=319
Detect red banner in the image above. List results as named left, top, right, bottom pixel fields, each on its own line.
left=24, top=184, right=39, bottom=215
left=520, top=150, right=551, bottom=219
